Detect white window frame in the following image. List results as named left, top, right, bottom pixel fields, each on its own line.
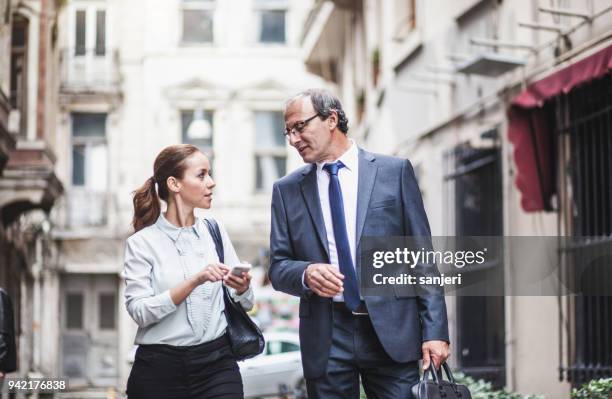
left=180, top=108, right=215, bottom=159
left=69, top=2, right=108, bottom=57
left=69, top=112, right=109, bottom=228
left=253, top=110, right=287, bottom=192
left=253, top=0, right=288, bottom=44
left=70, top=113, right=108, bottom=190
left=180, top=0, right=216, bottom=45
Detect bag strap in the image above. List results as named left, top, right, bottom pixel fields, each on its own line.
left=441, top=363, right=456, bottom=384
left=204, top=218, right=224, bottom=263
left=423, top=363, right=462, bottom=394
left=204, top=218, right=238, bottom=302
left=423, top=367, right=441, bottom=385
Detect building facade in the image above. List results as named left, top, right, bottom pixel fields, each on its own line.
left=0, top=0, right=64, bottom=396
left=302, top=0, right=612, bottom=397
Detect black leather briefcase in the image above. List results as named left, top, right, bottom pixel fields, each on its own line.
left=412, top=363, right=472, bottom=399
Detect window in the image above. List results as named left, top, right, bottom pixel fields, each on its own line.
left=75, top=10, right=86, bottom=55
left=181, top=0, right=215, bottom=44
left=72, top=145, right=85, bottom=185
left=98, top=293, right=116, bottom=330
left=10, top=16, right=28, bottom=135
left=254, top=111, right=286, bottom=191
left=266, top=340, right=299, bottom=355
left=181, top=109, right=214, bottom=157
left=393, top=0, right=416, bottom=40
left=444, top=144, right=505, bottom=388
left=553, top=74, right=612, bottom=387
left=280, top=341, right=299, bottom=353
left=74, top=7, right=106, bottom=56
left=68, top=114, right=109, bottom=225
left=71, top=113, right=108, bottom=189
left=254, top=0, right=286, bottom=43
left=66, top=293, right=84, bottom=329
left=95, top=10, right=106, bottom=55
left=61, top=275, right=119, bottom=384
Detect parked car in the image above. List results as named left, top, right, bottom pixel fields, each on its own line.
left=240, top=331, right=305, bottom=398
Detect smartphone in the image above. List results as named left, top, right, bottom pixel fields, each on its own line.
left=230, top=263, right=252, bottom=276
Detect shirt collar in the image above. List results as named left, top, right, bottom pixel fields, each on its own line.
left=316, top=140, right=358, bottom=173
left=155, top=213, right=202, bottom=242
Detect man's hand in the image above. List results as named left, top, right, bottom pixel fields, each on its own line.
left=422, top=340, right=450, bottom=370
left=0, top=371, right=4, bottom=378
left=305, top=263, right=344, bottom=297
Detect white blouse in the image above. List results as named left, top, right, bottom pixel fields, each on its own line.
left=122, top=213, right=254, bottom=346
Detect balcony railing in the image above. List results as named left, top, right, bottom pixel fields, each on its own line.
left=59, top=48, right=121, bottom=94
left=66, top=189, right=110, bottom=228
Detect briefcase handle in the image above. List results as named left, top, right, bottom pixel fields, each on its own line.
left=423, top=362, right=458, bottom=386
left=422, top=365, right=441, bottom=385
left=441, top=363, right=457, bottom=384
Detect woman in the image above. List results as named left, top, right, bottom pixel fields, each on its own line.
left=123, top=144, right=253, bottom=399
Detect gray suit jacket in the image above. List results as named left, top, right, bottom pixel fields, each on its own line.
left=269, top=148, right=449, bottom=379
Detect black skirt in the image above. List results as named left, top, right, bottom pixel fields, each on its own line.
left=127, top=334, right=243, bottom=399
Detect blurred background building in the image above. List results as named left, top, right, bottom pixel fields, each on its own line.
left=1, top=0, right=64, bottom=395
left=0, top=0, right=611, bottom=398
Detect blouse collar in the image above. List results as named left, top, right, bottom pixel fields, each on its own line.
left=155, top=213, right=203, bottom=242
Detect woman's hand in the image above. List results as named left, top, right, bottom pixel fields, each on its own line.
left=194, top=263, right=229, bottom=285
left=223, top=271, right=252, bottom=295
left=171, top=263, right=229, bottom=306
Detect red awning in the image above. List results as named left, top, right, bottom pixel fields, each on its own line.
left=507, top=44, right=612, bottom=212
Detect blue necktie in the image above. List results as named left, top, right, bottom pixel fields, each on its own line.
left=323, top=161, right=360, bottom=311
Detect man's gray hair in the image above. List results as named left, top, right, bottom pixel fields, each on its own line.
left=286, top=88, right=349, bottom=134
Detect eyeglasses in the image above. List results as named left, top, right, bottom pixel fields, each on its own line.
left=283, top=113, right=320, bottom=139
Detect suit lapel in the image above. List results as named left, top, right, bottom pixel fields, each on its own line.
left=299, top=164, right=330, bottom=259
left=356, top=149, right=377, bottom=244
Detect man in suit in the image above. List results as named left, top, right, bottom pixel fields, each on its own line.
left=269, top=89, right=450, bottom=398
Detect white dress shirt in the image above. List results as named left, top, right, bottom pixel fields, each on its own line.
left=316, top=141, right=359, bottom=302
left=122, top=214, right=254, bottom=346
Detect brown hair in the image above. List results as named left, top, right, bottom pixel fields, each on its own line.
left=131, top=144, right=201, bottom=232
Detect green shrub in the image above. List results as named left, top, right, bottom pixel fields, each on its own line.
left=571, top=378, right=612, bottom=399
left=453, top=372, right=544, bottom=399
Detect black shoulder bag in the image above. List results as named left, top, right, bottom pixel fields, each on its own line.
left=204, top=219, right=265, bottom=361
left=412, top=363, right=472, bottom=399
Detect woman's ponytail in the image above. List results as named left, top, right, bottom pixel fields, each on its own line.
left=130, top=144, right=200, bottom=232
left=132, top=176, right=161, bottom=232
